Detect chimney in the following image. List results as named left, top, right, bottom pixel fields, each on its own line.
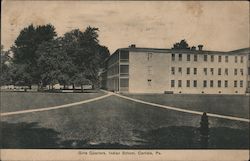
left=191, top=46, right=196, bottom=51
left=198, top=45, right=203, bottom=51
left=129, top=44, right=136, bottom=48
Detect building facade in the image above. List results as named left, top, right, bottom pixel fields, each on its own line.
left=101, top=45, right=250, bottom=94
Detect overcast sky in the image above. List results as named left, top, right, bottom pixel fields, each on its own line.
left=1, top=1, right=249, bottom=53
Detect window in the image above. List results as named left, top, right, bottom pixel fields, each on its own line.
left=234, top=69, right=237, bottom=75
left=235, top=56, right=238, bottom=63
left=218, top=80, right=221, bottom=87
left=193, top=68, right=197, bottom=75
left=218, top=56, right=222, bottom=62
left=187, top=68, right=190, bottom=74
left=120, top=65, right=129, bottom=74
left=210, top=80, right=214, bottom=87
left=148, top=66, right=153, bottom=75
left=194, top=55, right=198, bottom=61
left=187, top=54, right=190, bottom=61
left=248, top=81, right=250, bottom=88
left=248, top=67, right=250, bottom=75
left=147, top=79, right=152, bottom=86
left=204, top=55, right=207, bottom=61
left=225, top=68, right=228, bottom=75
left=218, top=68, right=221, bottom=75
left=211, top=55, right=214, bottom=62
left=210, top=68, right=214, bottom=75
left=203, top=80, right=207, bottom=87
left=240, top=69, right=243, bottom=75
left=186, top=80, right=190, bottom=87
left=172, top=54, right=175, bottom=61
left=147, top=53, right=153, bottom=60
left=171, top=67, right=175, bottom=75
left=225, top=56, right=229, bottom=62
left=225, top=80, right=228, bottom=87
left=240, top=56, right=244, bottom=63
left=204, top=68, right=207, bottom=75
left=120, top=50, right=129, bottom=61
left=178, top=80, right=182, bottom=87
left=240, top=80, right=243, bottom=87
left=178, top=67, right=182, bottom=74
left=193, top=80, right=197, bottom=87
left=234, top=80, right=237, bottom=87
left=179, top=54, right=182, bottom=61
left=120, top=78, right=129, bottom=87
left=171, top=80, right=175, bottom=87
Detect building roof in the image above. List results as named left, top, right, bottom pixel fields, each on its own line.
left=105, top=47, right=250, bottom=63
left=118, top=47, right=250, bottom=55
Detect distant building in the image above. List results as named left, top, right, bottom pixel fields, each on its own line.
left=101, top=45, right=250, bottom=94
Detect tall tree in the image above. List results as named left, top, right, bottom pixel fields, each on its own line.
left=11, top=24, right=57, bottom=86
left=79, top=27, right=105, bottom=87
left=1, top=45, right=12, bottom=85
left=63, top=26, right=110, bottom=88
left=172, top=39, right=190, bottom=50
left=36, top=38, right=75, bottom=88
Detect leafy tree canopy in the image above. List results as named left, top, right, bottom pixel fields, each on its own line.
left=7, top=24, right=110, bottom=89
left=172, top=39, right=190, bottom=50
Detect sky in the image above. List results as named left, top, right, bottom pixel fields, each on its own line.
left=1, top=1, right=249, bottom=53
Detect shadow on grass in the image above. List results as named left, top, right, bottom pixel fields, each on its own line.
left=1, top=122, right=249, bottom=149
left=133, top=126, right=249, bottom=149
left=0, top=121, right=60, bottom=148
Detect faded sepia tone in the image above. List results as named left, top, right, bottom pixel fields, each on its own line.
left=1, top=1, right=249, bottom=161
left=1, top=1, right=249, bottom=53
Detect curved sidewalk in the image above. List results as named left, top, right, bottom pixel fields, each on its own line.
left=1, top=92, right=112, bottom=117
left=2, top=90, right=249, bottom=123
left=107, top=91, right=250, bottom=123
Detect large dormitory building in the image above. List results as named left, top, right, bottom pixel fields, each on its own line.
left=101, top=44, right=250, bottom=94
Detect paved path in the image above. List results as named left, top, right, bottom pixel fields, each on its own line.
left=1, top=90, right=249, bottom=123
left=108, top=91, right=250, bottom=123
left=1, top=92, right=112, bottom=117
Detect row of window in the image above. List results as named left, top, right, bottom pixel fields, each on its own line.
left=171, top=80, right=244, bottom=88
left=171, top=67, right=244, bottom=76
left=171, top=54, right=244, bottom=63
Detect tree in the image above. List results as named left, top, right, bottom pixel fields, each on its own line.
left=36, top=38, right=75, bottom=89
left=98, top=45, right=110, bottom=67
left=63, top=26, right=110, bottom=89
left=172, top=39, right=190, bottom=50
left=10, top=24, right=110, bottom=90
left=79, top=27, right=109, bottom=88
left=11, top=24, right=57, bottom=87
left=1, top=45, right=12, bottom=85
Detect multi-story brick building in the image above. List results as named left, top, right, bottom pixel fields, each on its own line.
left=101, top=45, right=250, bottom=94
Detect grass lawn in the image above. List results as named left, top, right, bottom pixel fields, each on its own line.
left=123, top=94, right=250, bottom=119
left=1, top=94, right=249, bottom=149
left=0, top=91, right=105, bottom=113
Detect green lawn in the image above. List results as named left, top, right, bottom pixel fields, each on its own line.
left=1, top=91, right=104, bottom=113
left=1, top=93, right=249, bottom=149
left=123, top=94, right=250, bottom=119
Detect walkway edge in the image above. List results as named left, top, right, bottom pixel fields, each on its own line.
left=106, top=91, right=250, bottom=123
left=1, top=93, right=112, bottom=117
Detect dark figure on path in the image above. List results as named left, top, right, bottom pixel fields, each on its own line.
left=199, top=112, right=209, bottom=148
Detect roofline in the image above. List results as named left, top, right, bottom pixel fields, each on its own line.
left=104, top=47, right=250, bottom=63
left=118, top=47, right=249, bottom=54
